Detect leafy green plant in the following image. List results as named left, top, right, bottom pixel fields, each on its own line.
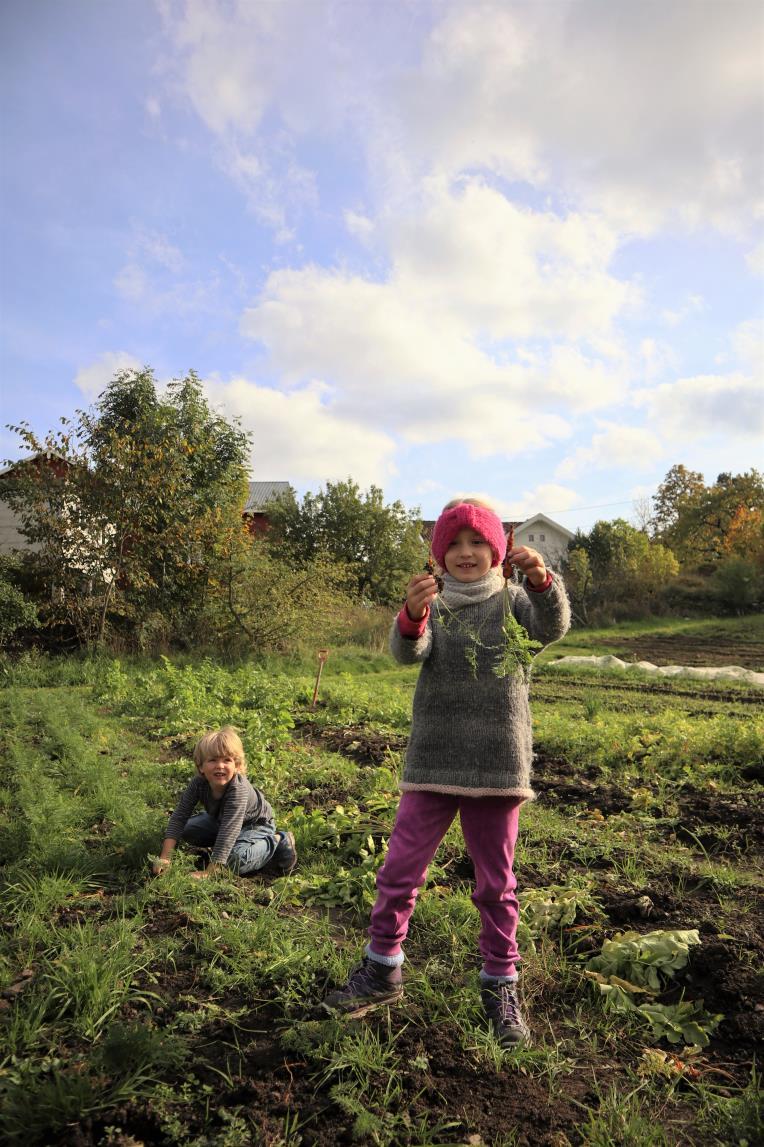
left=585, top=929, right=723, bottom=1047
left=434, top=585, right=542, bottom=680
left=586, top=928, right=701, bottom=992
left=520, top=880, right=603, bottom=942
left=637, top=1000, right=723, bottom=1047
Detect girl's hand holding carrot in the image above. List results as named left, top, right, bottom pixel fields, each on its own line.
left=507, top=546, right=547, bottom=587
left=406, top=572, right=440, bottom=620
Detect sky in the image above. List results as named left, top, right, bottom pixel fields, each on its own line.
left=1, top=0, right=762, bottom=534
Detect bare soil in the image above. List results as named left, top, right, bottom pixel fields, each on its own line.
left=595, top=631, right=764, bottom=671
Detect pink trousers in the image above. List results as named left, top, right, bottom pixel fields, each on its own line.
left=368, top=790, right=522, bottom=978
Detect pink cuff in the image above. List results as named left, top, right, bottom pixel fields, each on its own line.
left=397, top=603, right=429, bottom=638
left=526, top=571, right=553, bottom=593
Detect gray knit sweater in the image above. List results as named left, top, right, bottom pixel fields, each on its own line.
left=390, top=568, right=570, bottom=800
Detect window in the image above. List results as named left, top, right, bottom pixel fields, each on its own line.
left=539, top=533, right=546, bottom=541
left=528, top=533, right=534, bottom=541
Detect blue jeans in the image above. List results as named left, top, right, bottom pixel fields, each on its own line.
left=182, top=813, right=279, bottom=875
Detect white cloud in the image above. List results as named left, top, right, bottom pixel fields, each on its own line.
left=203, top=375, right=397, bottom=486
left=499, top=482, right=583, bottom=523
left=136, top=227, right=184, bottom=273
left=155, top=0, right=341, bottom=235
left=637, top=373, right=764, bottom=440
left=239, top=181, right=635, bottom=458
left=634, top=318, right=764, bottom=441
left=661, top=295, right=705, bottom=328
left=74, top=352, right=144, bottom=401
left=153, top=0, right=764, bottom=241
left=555, top=424, right=664, bottom=480
left=731, top=317, right=764, bottom=372
left=113, top=225, right=219, bottom=314
left=385, top=181, right=632, bottom=341
left=396, top=0, right=764, bottom=233
left=344, top=211, right=375, bottom=242
left=746, top=242, right=764, bottom=276
left=640, top=338, right=679, bottom=384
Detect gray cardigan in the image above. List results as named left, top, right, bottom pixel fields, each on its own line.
left=390, top=570, right=570, bottom=800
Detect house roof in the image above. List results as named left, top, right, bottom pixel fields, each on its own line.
left=244, top=481, right=293, bottom=514
left=0, top=451, right=72, bottom=479
left=516, top=512, right=575, bottom=540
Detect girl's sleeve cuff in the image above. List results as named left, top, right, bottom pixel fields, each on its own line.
left=397, top=603, right=429, bottom=638
left=526, top=572, right=554, bottom=593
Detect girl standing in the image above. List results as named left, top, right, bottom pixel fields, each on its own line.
left=323, top=499, right=570, bottom=1045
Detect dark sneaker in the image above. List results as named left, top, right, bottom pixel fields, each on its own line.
left=481, top=981, right=530, bottom=1047
left=272, top=831, right=298, bottom=875
left=322, top=957, right=403, bottom=1017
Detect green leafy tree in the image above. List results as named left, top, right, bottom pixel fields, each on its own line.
left=693, top=470, right=764, bottom=565
left=0, top=556, right=39, bottom=648
left=5, top=368, right=250, bottom=647
left=653, top=464, right=764, bottom=567
left=564, top=546, right=594, bottom=622
left=211, top=533, right=355, bottom=652
left=265, top=479, right=427, bottom=604
left=574, top=519, right=678, bottom=615
left=652, top=464, right=705, bottom=553
left=712, top=556, right=761, bottom=614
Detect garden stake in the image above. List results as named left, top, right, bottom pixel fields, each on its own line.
left=311, top=648, right=330, bottom=708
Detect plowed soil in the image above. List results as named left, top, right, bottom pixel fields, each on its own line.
left=596, top=631, right=764, bottom=670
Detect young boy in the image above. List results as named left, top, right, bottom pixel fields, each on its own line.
left=152, top=726, right=296, bottom=879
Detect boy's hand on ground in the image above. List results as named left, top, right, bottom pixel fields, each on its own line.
left=508, top=546, right=547, bottom=587
left=190, top=862, right=224, bottom=880
left=152, top=858, right=171, bottom=876
left=406, top=573, right=439, bottom=620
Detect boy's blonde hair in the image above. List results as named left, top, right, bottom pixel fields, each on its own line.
left=442, top=495, right=500, bottom=513
left=193, top=727, right=247, bottom=774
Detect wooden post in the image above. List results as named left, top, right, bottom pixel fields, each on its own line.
left=311, top=648, right=330, bottom=708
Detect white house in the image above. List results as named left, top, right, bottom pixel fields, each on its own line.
left=513, top=513, right=575, bottom=570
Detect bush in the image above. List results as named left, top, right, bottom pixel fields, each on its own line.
left=712, top=556, right=762, bottom=614
left=0, top=557, right=39, bottom=648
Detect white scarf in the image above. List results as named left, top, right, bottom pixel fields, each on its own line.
left=438, top=567, right=504, bottom=611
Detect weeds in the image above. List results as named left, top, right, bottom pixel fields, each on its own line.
left=0, top=638, right=760, bottom=1144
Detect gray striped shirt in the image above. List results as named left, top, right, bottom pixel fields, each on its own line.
left=164, top=773, right=275, bottom=864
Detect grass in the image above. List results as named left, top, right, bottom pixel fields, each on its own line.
left=0, top=620, right=762, bottom=1144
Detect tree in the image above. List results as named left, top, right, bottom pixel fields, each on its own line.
left=652, top=464, right=705, bottom=555
left=564, top=547, right=594, bottom=623
left=211, top=533, right=355, bottom=652
left=574, top=518, right=678, bottom=615
left=5, top=368, right=250, bottom=647
left=652, top=464, right=764, bottom=567
left=265, top=479, right=427, bottom=604
left=712, top=557, right=761, bottom=614
left=723, top=505, right=764, bottom=571
left=694, top=471, right=764, bottom=565
left=0, top=556, right=39, bottom=648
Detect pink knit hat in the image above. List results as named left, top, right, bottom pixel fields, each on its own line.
left=431, top=503, right=506, bottom=569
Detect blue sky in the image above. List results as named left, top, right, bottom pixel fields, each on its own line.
left=2, top=0, right=762, bottom=533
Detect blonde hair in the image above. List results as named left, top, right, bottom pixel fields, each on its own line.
left=442, top=495, right=500, bottom=513
left=193, top=726, right=247, bottom=774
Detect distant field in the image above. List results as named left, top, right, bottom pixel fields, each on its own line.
left=539, top=613, right=764, bottom=670
left=0, top=621, right=761, bottom=1145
